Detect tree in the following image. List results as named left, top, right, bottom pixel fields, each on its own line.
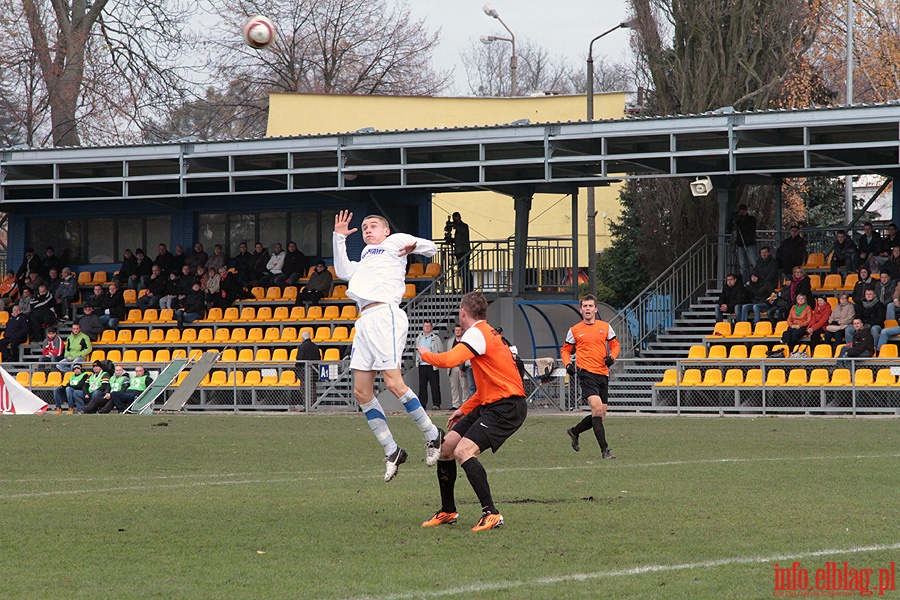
left=144, top=82, right=268, bottom=142
left=7, top=0, right=198, bottom=146
left=202, top=0, right=448, bottom=137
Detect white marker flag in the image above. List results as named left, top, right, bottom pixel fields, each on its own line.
left=0, top=367, right=48, bottom=414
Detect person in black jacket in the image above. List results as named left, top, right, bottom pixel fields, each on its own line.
left=100, top=283, right=126, bottom=331
left=29, top=284, right=57, bottom=342
left=837, top=318, right=875, bottom=369
left=776, top=225, right=807, bottom=278
left=0, top=305, right=31, bottom=362
left=16, top=247, right=41, bottom=288
left=829, top=230, right=858, bottom=274
left=137, top=265, right=168, bottom=310
left=234, top=242, right=253, bottom=286
left=727, top=204, right=758, bottom=284
left=41, top=246, right=63, bottom=278
left=275, top=241, right=306, bottom=287
left=739, top=272, right=775, bottom=323
left=175, top=282, right=206, bottom=328
left=857, top=222, right=882, bottom=272
left=249, top=242, right=270, bottom=287
left=116, top=249, right=138, bottom=288
left=715, top=273, right=750, bottom=322
left=847, top=288, right=885, bottom=344
left=295, top=261, right=333, bottom=307
left=851, top=266, right=877, bottom=306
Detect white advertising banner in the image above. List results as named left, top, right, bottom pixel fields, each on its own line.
left=0, top=368, right=48, bottom=414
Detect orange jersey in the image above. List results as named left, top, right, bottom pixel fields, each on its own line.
left=561, top=319, right=620, bottom=376
left=420, top=320, right=525, bottom=414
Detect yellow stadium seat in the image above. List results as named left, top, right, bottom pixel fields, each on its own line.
left=164, top=329, right=181, bottom=344
left=808, top=274, right=821, bottom=290
left=237, top=348, right=254, bottom=362
left=403, top=283, right=416, bottom=299
left=322, top=306, right=340, bottom=321
left=313, top=326, right=331, bottom=343
left=289, top=306, right=305, bottom=321
left=749, top=344, right=769, bottom=358
left=264, top=327, right=280, bottom=342
left=330, top=326, right=349, bottom=342
left=256, top=307, right=273, bottom=321
left=172, top=371, right=189, bottom=386
left=123, top=309, right=143, bottom=324
left=825, top=369, right=851, bottom=387
left=731, top=322, right=752, bottom=338
left=812, top=344, right=833, bottom=359
left=98, top=330, right=117, bottom=344
left=273, top=307, right=289, bottom=321
left=205, top=307, right=223, bottom=322
left=772, top=322, right=788, bottom=338
left=348, top=327, right=355, bottom=341
left=132, top=329, right=149, bottom=344
left=877, top=345, right=898, bottom=358
left=172, top=349, right=187, bottom=360
left=155, top=349, right=171, bottom=363
left=279, top=327, right=297, bottom=343
left=805, top=368, right=830, bottom=386
left=15, top=372, right=30, bottom=386
left=764, top=369, right=786, bottom=386
left=261, top=373, right=279, bottom=386
left=45, top=371, right=63, bottom=387
left=423, top=263, right=441, bottom=278
left=202, top=371, right=228, bottom=387
left=197, top=328, right=214, bottom=343
left=854, top=369, right=874, bottom=386
left=90, top=350, right=105, bottom=362
left=874, top=369, right=895, bottom=386
left=264, top=287, right=281, bottom=301
left=238, top=307, right=256, bottom=322
left=247, top=328, right=264, bottom=343
left=123, top=350, right=138, bottom=363
left=289, top=348, right=299, bottom=361
left=826, top=297, right=838, bottom=310
left=180, top=329, right=198, bottom=343
left=707, top=345, right=727, bottom=360
left=722, top=369, right=744, bottom=386
left=305, top=306, right=323, bottom=321
left=159, top=309, right=175, bottom=323
left=0, top=312, right=7, bottom=326
left=770, top=344, right=788, bottom=358
left=750, top=321, right=774, bottom=338
left=711, top=322, right=731, bottom=337
left=62, top=372, right=73, bottom=385
left=147, top=329, right=165, bottom=344
left=248, top=287, right=264, bottom=301
left=740, top=369, right=763, bottom=386
left=687, top=345, right=706, bottom=359
left=229, top=328, right=247, bottom=343
left=77, top=271, right=93, bottom=286
left=222, top=307, right=240, bottom=322
left=802, top=252, right=825, bottom=269
left=277, top=371, right=297, bottom=386
left=138, top=349, right=154, bottom=363
left=137, top=289, right=148, bottom=299
left=92, top=271, right=108, bottom=285
left=116, top=329, right=133, bottom=344
left=406, top=263, right=425, bottom=278
left=106, top=350, right=123, bottom=363
left=241, top=371, right=262, bottom=387
left=841, top=273, right=858, bottom=291
left=331, top=285, right=348, bottom=300
left=821, top=274, right=842, bottom=290
left=785, top=369, right=807, bottom=386
left=138, top=309, right=159, bottom=323
left=298, top=327, right=314, bottom=341
left=728, top=345, right=748, bottom=359
left=323, top=348, right=341, bottom=361
left=213, top=328, right=230, bottom=343
left=256, top=349, right=271, bottom=362
left=680, top=369, right=703, bottom=386
left=221, top=349, right=238, bottom=362
left=123, top=289, right=137, bottom=304
left=30, top=371, right=48, bottom=387
left=282, top=287, right=298, bottom=301
left=885, top=320, right=899, bottom=328
left=655, top=369, right=679, bottom=387
left=272, top=349, right=289, bottom=362
left=698, top=370, right=723, bottom=386
left=339, top=305, right=358, bottom=320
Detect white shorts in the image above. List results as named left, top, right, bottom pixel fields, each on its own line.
left=349, top=304, right=408, bottom=372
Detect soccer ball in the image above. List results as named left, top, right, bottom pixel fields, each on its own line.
left=241, top=15, right=275, bottom=49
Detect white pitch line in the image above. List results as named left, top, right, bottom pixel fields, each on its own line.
left=3, top=453, right=898, bottom=499
left=347, top=542, right=900, bottom=600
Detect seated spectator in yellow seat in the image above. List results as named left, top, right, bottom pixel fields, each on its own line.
left=806, top=296, right=832, bottom=353
left=781, top=293, right=812, bottom=351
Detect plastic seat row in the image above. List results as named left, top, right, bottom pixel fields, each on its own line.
left=97, top=325, right=355, bottom=346
left=198, top=369, right=300, bottom=387
left=657, top=367, right=900, bottom=388
left=243, top=284, right=347, bottom=303
left=405, top=263, right=441, bottom=279
left=689, top=343, right=899, bottom=360
left=119, top=305, right=359, bottom=326
left=709, top=318, right=900, bottom=340
left=76, top=271, right=110, bottom=286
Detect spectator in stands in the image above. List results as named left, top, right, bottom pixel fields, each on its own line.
left=837, top=318, right=875, bottom=369
left=715, top=273, right=750, bottom=322
left=415, top=320, right=444, bottom=410
left=205, top=243, right=226, bottom=273
left=16, top=287, right=33, bottom=315
left=109, top=365, right=153, bottom=413
left=137, top=265, right=167, bottom=310
left=296, top=330, right=320, bottom=362
left=40, top=327, right=64, bottom=364
left=234, top=242, right=253, bottom=285
left=133, top=249, right=153, bottom=290
left=765, top=275, right=793, bottom=323
left=202, top=264, right=221, bottom=302
left=159, top=271, right=182, bottom=310
left=249, top=242, right=270, bottom=286
left=154, top=243, right=177, bottom=276
left=446, top=212, right=472, bottom=292
left=211, top=266, right=239, bottom=310
left=446, top=325, right=469, bottom=409
left=29, top=283, right=56, bottom=342
left=172, top=245, right=186, bottom=272
left=776, top=225, right=807, bottom=278
left=81, top=361, right=111, bottom=414
left=883, top=223, right=900, bottom=252
left=847, top=288, right=885, bottom=345
left=0, top=269, right=19, bottom=311
left=857, top=222, right=882, bottom=272
left=883, top=246, right=900, bottom=281
left=16, top=247, right=41, bottom=287
left=41, top=246, right=63, bottom=278
left=100, top=282, right=126, bottom=331
left=194, top=265, right=208, bottom=290
left=176, top=264, right=194, bottom=297
left=0, top=305, right=31, bottom=362
left=261, top=243, right=285, bottom=287
left=53, top=363, right=88, bottom=414
left=117, top=249, right=138, bottom=288
left=185, top=242, right=208, bottom=274
left=54, top=268, right=78, bottom=321
left=295, top=260, right=333, bottom=307
left=78, top=305, right=104, bottom=341
left=175, top=282, right=206, bottom=328
left=823, top=293, right=856, bottom=346
left=23, top=271, right=44, bottom=294
left=85, top=364, right=129, bottom=414
left=874, top=271, right=896, bottom=315
left=805, top=296, right=832, bottom=353
left=754, top=246, right=779, bottom=289
left=45, top=268, right=61, bottom=297
left=727, top=204, right=758, bottom=284
left=85, top=284, right=107, bottom=311
left=829, top=229, right=858, bottom=274
left=851, top=266, right=876, bottom=306
left=276, top=241, right=306, bottom=288
left=781, top=294, right=812, bottom=351
left=787, top=267, right=812, bottom=303
left=738, top=272, right=775, bottom=324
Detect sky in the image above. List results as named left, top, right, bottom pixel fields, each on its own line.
left=405, top=0, right=634, bottom=95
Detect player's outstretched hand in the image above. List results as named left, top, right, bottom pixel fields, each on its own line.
left=334, top=210, right=357, bottom=236
left=398, top=241, right=417, bottom=257
left=416, top=346, right=428, bottom=358
left=447, top=409, right=464, bottom=430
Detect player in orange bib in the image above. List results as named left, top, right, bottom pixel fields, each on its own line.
left=416, top=292, right=527, bottom=532
left=562, top=294, right=620, bottom=458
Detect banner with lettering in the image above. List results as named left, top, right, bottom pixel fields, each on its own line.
left=0, top=368, right=48, bottom=414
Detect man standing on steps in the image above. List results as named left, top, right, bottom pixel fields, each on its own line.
left=561, top=294, right=620, bottom=459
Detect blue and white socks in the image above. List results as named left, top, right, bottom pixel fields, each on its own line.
left=399, top=389, right=440, bottom=442
left=360, top=398, right=398, bottom=456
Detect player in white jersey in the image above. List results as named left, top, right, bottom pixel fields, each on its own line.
left=333, top=210, right=444, bottom=482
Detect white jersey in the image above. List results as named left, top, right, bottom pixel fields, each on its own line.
left=333, top=231, right=437, bottom=309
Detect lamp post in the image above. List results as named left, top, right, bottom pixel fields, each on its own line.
left=482, top=4, right=517, bottom=96
left=585, top=20, right=632, bottom=297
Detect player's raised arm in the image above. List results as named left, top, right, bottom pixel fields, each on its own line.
left=393, top=233, right=437, bottom=258
left=334, top=210, right=357, bottom=237
left=332, top=210, right=358, bottom=280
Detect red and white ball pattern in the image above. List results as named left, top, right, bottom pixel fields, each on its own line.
left=242, top=15, right=276, bottom=49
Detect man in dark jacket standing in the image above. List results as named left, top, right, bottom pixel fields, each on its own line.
left=728, top=204, right=758, bottom=284
left=0, top=305, right=31, bottom=362
left=776, top=225, right=807, bottom=278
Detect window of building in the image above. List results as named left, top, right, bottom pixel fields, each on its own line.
left=28, top=216, right=171, bottom=265
left=198, top=210, right=337, bottom=258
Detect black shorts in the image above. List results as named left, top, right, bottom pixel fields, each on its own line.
left=453, top=396, right=527, bottom=454
left=577, top=371, right=609, bottom=403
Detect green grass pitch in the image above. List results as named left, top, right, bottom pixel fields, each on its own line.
left=1, top=413, right=897, bottom=599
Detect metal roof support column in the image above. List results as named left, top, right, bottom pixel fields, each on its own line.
left=571, top=189, right=579, bottom=299
left=717, top=187, right=730, bottom=282
left=512, top=193, right=532, bottom=297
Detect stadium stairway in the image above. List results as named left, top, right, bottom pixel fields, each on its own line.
left=609, top=287, right=720, bottom=407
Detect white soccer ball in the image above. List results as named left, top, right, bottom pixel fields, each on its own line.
left=241, top=15, right=276, bottom=49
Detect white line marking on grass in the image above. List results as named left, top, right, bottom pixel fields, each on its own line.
left=349, top=542, right=900, bottom=600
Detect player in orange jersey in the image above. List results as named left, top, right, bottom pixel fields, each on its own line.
left=561, top=294, right=620, bottom=458
left=416, top=292, right=527, bottom=532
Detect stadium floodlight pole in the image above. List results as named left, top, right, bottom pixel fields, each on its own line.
left=482, top=4, right=517, bottom=96
left=585, top=20, right=634, bottom=297
left=844, top=0, right=854, bottom=226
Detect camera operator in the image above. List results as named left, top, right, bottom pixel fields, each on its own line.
left=444, top=212, right=472, bottom=292
left=727, top=204, right=758, bottom=284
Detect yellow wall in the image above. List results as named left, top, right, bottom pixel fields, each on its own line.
left=267, top=93, right=627, bottom=264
